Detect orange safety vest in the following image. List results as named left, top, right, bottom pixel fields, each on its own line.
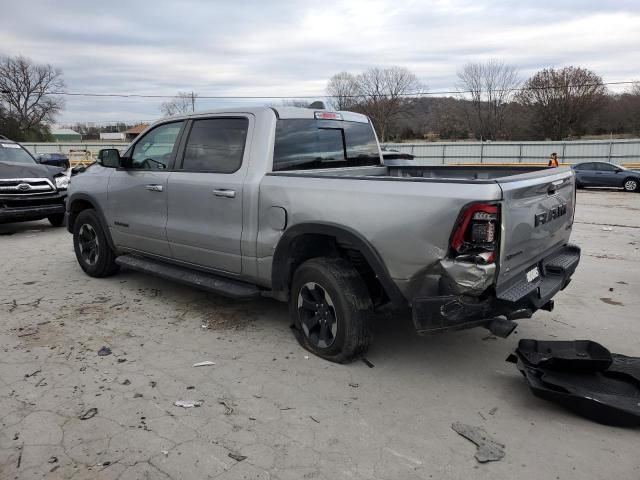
left=548, top=157, right=559, bottom=167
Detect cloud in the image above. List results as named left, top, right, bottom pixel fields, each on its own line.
left=0, top=0, right=638, bottom=122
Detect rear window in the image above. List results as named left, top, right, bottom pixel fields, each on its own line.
left=273, top=119, right=380, bottom=171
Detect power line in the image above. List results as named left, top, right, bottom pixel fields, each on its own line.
left=1, top=80, right=636, bottom=100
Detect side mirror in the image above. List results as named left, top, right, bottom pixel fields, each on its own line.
left=97, top=148, right=121, bottom=168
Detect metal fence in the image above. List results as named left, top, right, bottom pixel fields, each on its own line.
left=382, top=139, right=640, bottom=165
left=21, top=142, right=128, bottom=155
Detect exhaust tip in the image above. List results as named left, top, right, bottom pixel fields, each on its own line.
left=486, top=317, right=517, bottom=338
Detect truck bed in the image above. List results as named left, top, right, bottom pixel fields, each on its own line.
left=268, top=163, right=558, bottom=183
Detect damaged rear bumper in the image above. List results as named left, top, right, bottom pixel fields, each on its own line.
left=412, top=244, right=580, bottom=335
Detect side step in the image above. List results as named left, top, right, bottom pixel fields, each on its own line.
left=115, top=255, right=262, bottom=300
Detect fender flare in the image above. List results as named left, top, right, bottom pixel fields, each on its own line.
left=66, top=193, right=116, bottom=251
left=271, top=222, right=406, bottom=308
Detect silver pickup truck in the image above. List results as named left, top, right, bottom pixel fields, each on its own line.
left=66, top=107, right=580, bottom=362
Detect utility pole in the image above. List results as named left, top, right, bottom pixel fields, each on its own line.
left=191, top=91, right=195, bottom=112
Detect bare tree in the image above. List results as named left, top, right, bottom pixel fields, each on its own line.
left=0, top=55, right=65, bottom=138
left=160, top=92, right=196, bottom=117
left=456, top=60, right=520, bottom=140
left=355, top=67, right=423, bottom=141
left=517, top=66, right=606, bottom=140
left=326, top=72, right=360, bottom=111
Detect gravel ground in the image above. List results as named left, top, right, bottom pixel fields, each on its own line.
left=1, top=189, right=639, bottom=480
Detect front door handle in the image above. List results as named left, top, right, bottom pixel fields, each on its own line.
left=212, top=189, right=236, bottom=198
left=145, top=184, right=163, bottom=192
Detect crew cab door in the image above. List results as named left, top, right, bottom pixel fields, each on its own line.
left=496, top=168, right=576, bottom=291
left=166, top=116, right=252, bottom=273
left=107, top=121, right=185, bottom=257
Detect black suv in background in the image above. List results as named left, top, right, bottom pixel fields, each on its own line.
left=0, top=137, right=69, bottom=226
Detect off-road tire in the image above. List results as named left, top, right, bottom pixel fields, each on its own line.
left=73, top=209, right=119, bottom=277
left=623, top=178, right=638, bottom=192
left=47, top=214, right=65, bottom=227
left=289, top=257, right=374, bottom=363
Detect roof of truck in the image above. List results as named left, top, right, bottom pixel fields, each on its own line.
left=165, top=106, right=369, bottom=123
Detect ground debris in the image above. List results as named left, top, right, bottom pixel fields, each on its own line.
left=24, top=369, right=41, bottom=378
left=79, top=407, right=98, bottom=420
left=174, top=400, right=203, bottom=408
left=122, top=379, right=131, bottom=385
left=451, top=422, right=505, bottom=463
left=193, top=360, right=215, bottom=367
left=362, top=358, right=375, bottom=368
left=600, top=297, right=624, bottom=306
left=309, top=415, right=320, bottom=423
left=98, top=346, right=112, bottom=356
left=219, top=399, right=234, bottom=415
left=349, top=383, right=359, bottom=388
left=228, top=452, right=247, bottom=462
left=488, top=407, right=498, bottom=415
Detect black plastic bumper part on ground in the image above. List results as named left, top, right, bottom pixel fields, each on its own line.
left=508, top=339, right=640, bottom=426
left=412, top=244, right=580, bottom=334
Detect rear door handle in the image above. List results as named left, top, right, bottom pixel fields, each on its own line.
left=212, top=189, right=236, bottom=198
left=145, top=184, right=163, bottom=192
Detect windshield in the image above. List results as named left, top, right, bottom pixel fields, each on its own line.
left=0, top=142, right=36, bottom=164
left=273, top=119, right=381, bottom=171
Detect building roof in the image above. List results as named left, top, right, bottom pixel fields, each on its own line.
left=125, top=124, right=149, bottom=134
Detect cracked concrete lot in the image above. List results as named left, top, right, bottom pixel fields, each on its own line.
left=1, top=190, right=639, bottom=480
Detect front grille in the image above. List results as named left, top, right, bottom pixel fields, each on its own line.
left=0, top=178, right=55, bottom=195
left=0, top=194, right=64, bottom=209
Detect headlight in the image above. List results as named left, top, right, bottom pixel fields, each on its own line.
left=55, top=175, right=70, bottom=190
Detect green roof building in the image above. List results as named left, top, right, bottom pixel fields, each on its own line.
left=51, top=128, right=82, bottom=142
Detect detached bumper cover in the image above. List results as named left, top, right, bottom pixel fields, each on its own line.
left=412, top=244, right=580, bottom=334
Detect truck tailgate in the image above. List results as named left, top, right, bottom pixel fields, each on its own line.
left=496, top=167, right=576, bottom=297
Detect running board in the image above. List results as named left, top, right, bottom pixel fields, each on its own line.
left=115, top=255, right=262, bottom=300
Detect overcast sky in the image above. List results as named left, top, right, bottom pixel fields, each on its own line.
left=1, top=0, right=639, bottom=124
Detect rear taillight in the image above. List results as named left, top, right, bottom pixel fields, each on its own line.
left=450, top=203, right=499, bottom=263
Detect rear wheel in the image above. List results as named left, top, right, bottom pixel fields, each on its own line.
left=73, top=209, right=119, bottom=277
left=47, top=214, right=65, bottom=227
left=289, top=257, right=373, bottom=363
left=623, top=178, right=638, bottom=192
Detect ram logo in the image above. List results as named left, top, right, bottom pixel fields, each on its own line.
left=535, top=203, right=568, bottom=227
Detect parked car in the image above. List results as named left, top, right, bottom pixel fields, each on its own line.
left=0, top=138, right=69, bottom=226
left=572, top=162, right=640, bottom=192
left=65, top=107, right=580, bottom=362
left=37, top=153, right=71, bottom=170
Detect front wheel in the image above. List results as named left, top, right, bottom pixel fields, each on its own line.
left=289, top=257, right=373, bottom=363
left=73, top=209, right=119, bottom=277
left=623, top=178, right=638, bottom=192
left=47, top=214, right=65, bottom=227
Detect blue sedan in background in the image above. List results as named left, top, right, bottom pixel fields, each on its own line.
left=572, top=162, right=640, bottom=192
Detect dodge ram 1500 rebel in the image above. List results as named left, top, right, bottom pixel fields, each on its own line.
left=1, top=137, right=69, bottom=226
left=65, top=107, right=580, bottom=362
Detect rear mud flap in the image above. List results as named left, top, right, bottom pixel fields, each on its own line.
left=508, top=339, right=640, bottom=426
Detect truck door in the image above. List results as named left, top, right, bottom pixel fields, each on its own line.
left=107, top=121, right=185, bottom=257
left=166, top=116, right=252, bottom=274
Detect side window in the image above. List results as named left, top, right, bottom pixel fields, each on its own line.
left=130, top=122, right=184, bottom=169
left=182, top=118, right=249, bottom=173
left=578, top=163, right=595, bottom=171
left=597, top=163, right=618, bottom=172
